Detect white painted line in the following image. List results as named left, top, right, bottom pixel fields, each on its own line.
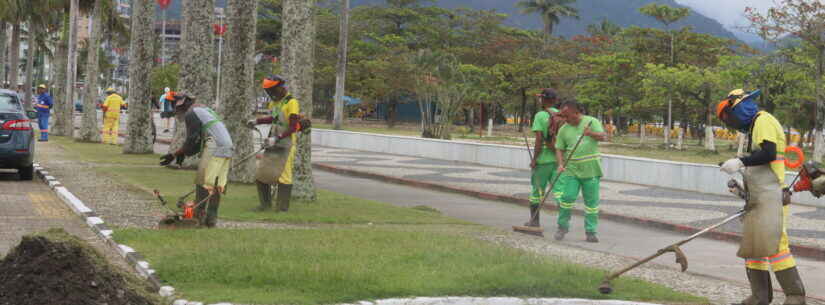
left=159, top=286, right=175, bottom=297
left=44, top=175, right=56, bottom=181
left=117, top=244, right=135, bottom=257
left=99, top=230, right=113, bottom=238
left=138, top=261, right=150, bottom=269
left=172, top=300, right=188, bottom=305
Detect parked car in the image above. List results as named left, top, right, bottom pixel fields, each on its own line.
left=0, top=89, right=36, bottom=180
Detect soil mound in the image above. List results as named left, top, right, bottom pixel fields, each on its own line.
left=0, top=229, right=160, bottom=305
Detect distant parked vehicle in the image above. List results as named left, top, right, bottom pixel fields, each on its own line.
left=0, top=89, right=36, bottom=180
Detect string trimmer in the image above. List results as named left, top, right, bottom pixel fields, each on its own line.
left=598, top=177, right=749, bottom=294
left=513, top=121, right=592, bottom=237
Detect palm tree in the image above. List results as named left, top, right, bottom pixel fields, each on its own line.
left=0, top=0, right=25, bottom=94
left=517, top=0, right=579, bottom=45
left=221, top=0, right=259, bottom=182
left=78, top=0, right=105, bottom=142
left=282, top=0, right=317, bottom=201
left=123, top=0, right=155, bottom=153
left=586, top=18, right=620, bottom=37
left=169, top=0, right=216, bottom=165
left=332, top=0, right=350, bottom=130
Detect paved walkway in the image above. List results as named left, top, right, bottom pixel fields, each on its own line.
left=311, top=146, right=825, bottom=251
left=0, top=170, right=125, bottom=269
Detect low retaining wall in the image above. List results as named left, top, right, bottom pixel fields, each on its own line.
left=312, top=129, right=823, bottom=207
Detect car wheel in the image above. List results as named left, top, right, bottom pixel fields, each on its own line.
left=19, top=165, right=34, bottom=181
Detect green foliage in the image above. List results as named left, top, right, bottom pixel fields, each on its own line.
left=149, top=64, right=180, bottom=99
left=638, top=3, right=690, bottom=27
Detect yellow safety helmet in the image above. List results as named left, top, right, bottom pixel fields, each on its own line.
left=37, top=84, right=47, bottom=89
left=105, top=87, right=116, bottom=94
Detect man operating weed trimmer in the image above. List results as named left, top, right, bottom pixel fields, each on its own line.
left=717, top=89, right=806, bottom=305
left=159, top=93, right=235, bottom=228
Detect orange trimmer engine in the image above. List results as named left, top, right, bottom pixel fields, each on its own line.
left=793, top=161, right=825, bottom=198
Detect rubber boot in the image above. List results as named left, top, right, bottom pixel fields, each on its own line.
left=194, top=185, right=210, bottom=225
left=38, top=132, right=47, bottom=142
left=732, top=268, right=773, bottom=305
left=554, top=227, right=568, bottom=241
left=253, top=181, right=273, bottom=211
left=586, top=232, right=599, bottom=243
left=775, top=267, right=806, bottom=305
left=523, top=205, right=540, bottom=227
left=205, top=192, right=221, bottom=228
left=276, top=183, right=293, bottom=212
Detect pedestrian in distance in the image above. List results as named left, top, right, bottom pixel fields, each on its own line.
left=718, top=89, right=806, bottom=305
left=34, top=84, right=53, bottom=142
left=101, top=88, right=124, bottom=145
left=554, top=100, right=607, bottom=243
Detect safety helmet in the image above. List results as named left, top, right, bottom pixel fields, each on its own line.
left=164, top=87, right=170, bottom=93
left=105, top=87, right=117, bottom=94
left=535, top=88, right=558, bottom=100
left=262, top=74, right=287, bottom=89
left=716, top=89, right=760, bottom=131
left=37, top=84, right=47, bottom=89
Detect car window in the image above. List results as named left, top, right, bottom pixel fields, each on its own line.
left=0, top=94, right=22, bottom=112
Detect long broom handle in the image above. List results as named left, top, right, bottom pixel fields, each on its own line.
left=536, top=121, right=593, bottom=209
left=523, top=130, right=534, bottom=161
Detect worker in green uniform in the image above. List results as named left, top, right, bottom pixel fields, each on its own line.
left=554, top=100, right=606, bottom=242
left=525, top=88, right=563, bottom=227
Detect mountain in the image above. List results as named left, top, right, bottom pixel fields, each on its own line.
left=153, top=0, right=739, bottom=42
left=350, top=0, right=740, bottom=41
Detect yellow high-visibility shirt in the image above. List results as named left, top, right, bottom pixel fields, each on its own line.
left=103, top=94, right=124, bottom=118
left=750, top=111, right=786, bottom=184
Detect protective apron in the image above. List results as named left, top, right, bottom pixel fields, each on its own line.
left=738, top=164, right=783, bottom=259
left=195, top=137, right=217, bottom=185
left=255, top=119, right=293, bottom=185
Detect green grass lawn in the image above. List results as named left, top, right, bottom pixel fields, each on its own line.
left=114, top=228, right=707, bottom=305
left=50, top=136, right=159, bottom=166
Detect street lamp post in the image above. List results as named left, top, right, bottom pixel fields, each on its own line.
left=214, top=17, right=227, bottom=108
left=158, top=0, right=172, bottom=66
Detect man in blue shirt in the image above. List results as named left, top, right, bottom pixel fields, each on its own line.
left=34, top=84, right=53, bottom=142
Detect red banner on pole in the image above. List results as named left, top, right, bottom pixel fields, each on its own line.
left=157, top=0, right=172, bottom=10
left=213, top=24, right=227, bottom=36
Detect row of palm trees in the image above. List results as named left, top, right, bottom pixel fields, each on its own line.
left=1, top=0, right=318, bottom=199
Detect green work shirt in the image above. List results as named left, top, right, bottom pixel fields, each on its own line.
left=531, top=107, right=559, bottom=164
left=555, top=115, right=604, bottom=179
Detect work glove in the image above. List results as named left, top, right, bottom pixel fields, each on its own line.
left=246, top=119, right=257, bottom=129
left=160, top=154, right=175, bottom=166
left=720, top=158, right=745, bottom=175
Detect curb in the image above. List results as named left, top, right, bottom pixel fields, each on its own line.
left=32, top=163, right=232, bottom=305
left=312, top=163, right=825, bottom=262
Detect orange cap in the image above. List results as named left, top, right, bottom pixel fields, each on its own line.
left=165, top=91, right=176, bottom=101
left=262, top=79, right=282, bottom=89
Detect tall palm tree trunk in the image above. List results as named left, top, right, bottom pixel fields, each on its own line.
left=23, top=24, right=35, bottom=110
left=123, top=0, right=155, bottom=153
left=79, top=0, right=104, bottom=143
left=52, top=15, right=70, bottom=136
left=282, top=0, right=317, bottom=201
left=0, top=22, right=7, bottom=87
left=333, top=0, right=350, bottom=130
left=64, top=0, right=80, bottom=138
left=170, top=0, right=215, bottom=166
left=222, top=0, right=258, bottom=182
left=8, top=23, right=20, bottom=93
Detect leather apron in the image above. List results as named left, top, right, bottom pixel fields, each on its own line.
left=195, top=137, right=216, bottom=185
left=737, top=163, right=783, bottom=259
left=254, top=111, right=293, bottom=185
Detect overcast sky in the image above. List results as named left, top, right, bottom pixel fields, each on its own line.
left=674, top=0, right=775, bottom=39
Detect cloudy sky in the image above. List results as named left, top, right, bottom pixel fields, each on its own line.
left=675, top=0, right=775, bottom=41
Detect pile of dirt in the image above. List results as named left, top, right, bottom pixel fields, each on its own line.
left=0, top=229, right=160, bottom=305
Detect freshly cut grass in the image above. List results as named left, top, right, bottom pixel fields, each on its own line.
left=96, top=166, right=465, bottom=225
left=114, top=228, right=708, bottom=305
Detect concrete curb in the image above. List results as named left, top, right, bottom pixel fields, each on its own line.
left=32, top=163, right=228, bottom=305
left=312, top=163, right=825, bottom=262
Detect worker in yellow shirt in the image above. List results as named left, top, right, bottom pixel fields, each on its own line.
left=718, top=89, right=806, bottom=305
left=101, top=88, right=124, bottom=145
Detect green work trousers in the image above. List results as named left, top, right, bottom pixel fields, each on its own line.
left=557, top=174, right=600, bottom=233
left=530, top=162, right=561, bottom=206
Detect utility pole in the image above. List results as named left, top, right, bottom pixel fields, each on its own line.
left=158, top=0, right=172, bottom=66
left=214, top=12, right=226, bottom=108
left=333, top=0, right=350, bottom=130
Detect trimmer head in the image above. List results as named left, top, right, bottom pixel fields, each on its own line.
left=512, top=225, right=544, bottom=237
left=158, top=215, right=200, bottom=229
left=598, top=280, right=613, bottom=294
